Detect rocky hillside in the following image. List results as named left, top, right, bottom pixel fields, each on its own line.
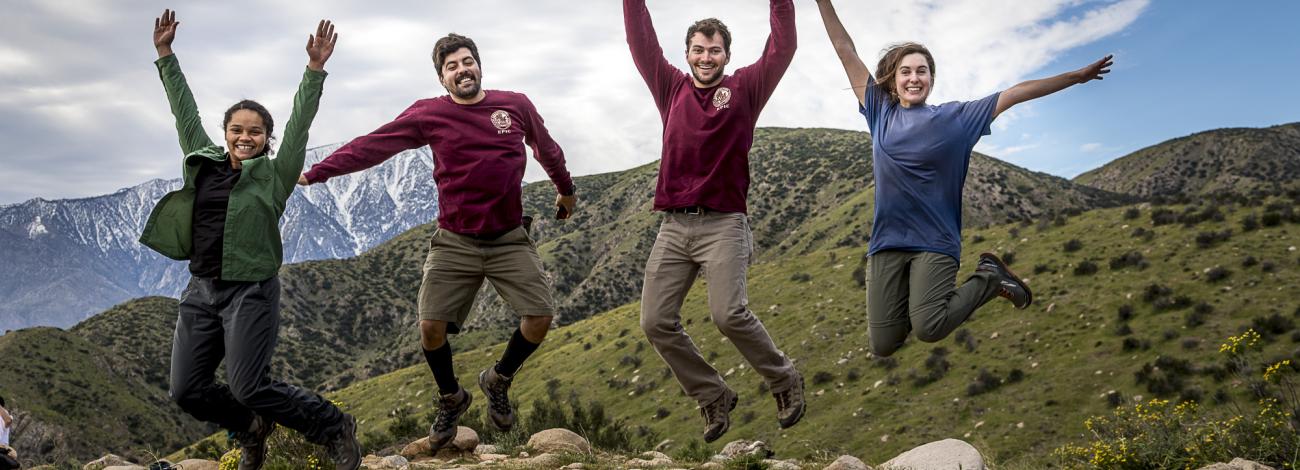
left=1074, top=122, right=1300, bottom=200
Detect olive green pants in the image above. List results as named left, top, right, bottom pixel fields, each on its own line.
left=866, top=250, right=1000, bottom=357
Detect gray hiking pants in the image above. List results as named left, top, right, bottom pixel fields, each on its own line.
left=640, top=211, right=798, bottom=407
left=169, top=276, right=344, bottom=444
left=866, top=250, right=1000, bottom=357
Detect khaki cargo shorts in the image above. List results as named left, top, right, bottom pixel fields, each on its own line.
left=417, top=226, right=555, bottom=332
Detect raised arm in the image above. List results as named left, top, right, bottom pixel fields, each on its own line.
left=300, top=103, right=428, bottom=185
left=272, top=20, right=336, bottom=198
left=623, top=0, right=682, bottom=108
left=815, top=0, right=872, bottom=105
left=153, top=9, right=215, bottom=156
left=742, top=0, right=797, bottom=108
left=994, top=54, right=1112, bottom=118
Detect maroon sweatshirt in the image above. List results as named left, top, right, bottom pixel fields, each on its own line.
left=303, top=90, right=574, bottom=236
left=624, top=0, right=796, bottom=214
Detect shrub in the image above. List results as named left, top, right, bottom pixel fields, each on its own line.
left=872, top=355, right=899, bottom=370
left=790, top=272, right=812, bottom=282
left=1134, top=356, right=1194, bottom=397
left=966, top=369, right=1003, bottom=396
left=812, top=371, right=835, bottom=385
left=1154, top=295, right=1193, bottom=312
left=1185, top=303, right=1212, bottom=328
left=1063, top=239, right=1084, bottom=253
left=1001, top=251, right=1016, bottom=266
left=1241, top=213, right=1260, bottom=231
left=971, top=234, right=985, bottom=243
left=1243, top=255, right=1259, bottom=268
left=1073, top=260, right=1099, bottom=276
left=1110, top=251, right=1148, bottom=270
left=1122, top=337, right=1151, bottom=352
left=1205, top=266, right=1231, bottom=283
left=954, top=328, right=978, bottom=352
left=1262, top=261, right=1277, bottom=273
left=1114, top=323, right=1133, bottom=336
left=1123, top=207, right=1141, bottom=220
left=911, top=347, right=951, bottom=387
left=1263, top=212, right=1283, bottom=227
left=851, top=265, right=866, bottom=288
left=1251, top=313, right=1297, bottom=340
left=1117, top=304, right=1135, bottom=322
left=1142, top=283, right=1173, bottom=302
left=1033, top=263, right=1052, bottom=275
left=1151, top=208, right=1178, bottom=226
left=671, top=439, right=714, bottom=463
left=1195, top=230, right=1233, bottom=248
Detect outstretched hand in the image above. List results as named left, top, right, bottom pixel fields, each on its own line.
left=153, top=9, right=178, bottom=57
left=298, top=174, right=310, bottom=186
left=1073, top=54, right=1113, bottom=84
left=306, top=20, right=337, bottom=72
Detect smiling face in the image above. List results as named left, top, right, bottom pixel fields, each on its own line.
left=440, top=47, right=483, bottom=102
left=224, top=109, right=268, bottom=162
left=894, top=52, right=933, bottom=108
left=686, top=31, right=730, bottom=88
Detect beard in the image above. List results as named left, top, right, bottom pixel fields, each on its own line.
left=691, top=66, right=724, bottom=87
left=446, top=72, right=482, bottom=100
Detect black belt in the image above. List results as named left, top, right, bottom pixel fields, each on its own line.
left=666, top=206, right=713, bottom=215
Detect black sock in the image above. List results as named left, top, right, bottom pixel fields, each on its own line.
left=423, top=343, right=459, bottom=395
left=495, top=328, right=541, bottom=377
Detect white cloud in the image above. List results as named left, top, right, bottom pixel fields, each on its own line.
left=1080, top=142, right=1104, bottom=152
left=0, top=0, right=1147, bottom=204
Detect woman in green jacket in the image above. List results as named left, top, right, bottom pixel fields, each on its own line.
left=139, top=10, right=359, bottom=470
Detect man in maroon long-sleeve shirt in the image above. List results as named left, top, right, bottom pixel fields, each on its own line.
left=299, top=34, right=576, bottom=452
left=625, top=0, right=805, bottom=443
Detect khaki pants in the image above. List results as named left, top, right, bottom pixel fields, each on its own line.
left=640, top=212, right=797, bottom=407
left=418, top=226, right=555, bottom=333
left=866, top=250, right=999, bottom=357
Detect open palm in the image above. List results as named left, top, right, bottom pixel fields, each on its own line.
left=1076, top=54, right=1114, bottom=84
left=153, top=9, right=178, bottom=50
left=306, top=20, right=338, bottom=71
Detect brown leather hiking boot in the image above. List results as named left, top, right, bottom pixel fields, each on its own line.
left=230, top=414, right=275, bottom=470
left=773, top=371, right=806, bottom=429
left=977, top=252, right=1033, bottom=309
left=479, top=366, right=517, bottom=431
left=428, top=387, right=471, bottom=452
left=701, top=388, right=738, bottom=443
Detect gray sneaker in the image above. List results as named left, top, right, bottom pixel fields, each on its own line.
left=429, top=387, right=472, bottom=451
left=230, top=414, right=275, bottom=470
left=977, top=252, right=1033, bottom=309
left=479, top=366, right=516, bottom=431
left=773, top=371, right=806, bottom=429
left=325, top=414, right=361, bottom=470
left=701, top=388, right=738, bottom=443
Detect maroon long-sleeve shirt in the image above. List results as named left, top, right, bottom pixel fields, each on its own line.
left=624, top=0, right=796, bottom=214
left=303, top=90, right=574, bottom=236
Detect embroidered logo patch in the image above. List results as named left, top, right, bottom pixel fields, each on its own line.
left=713, top=87, right=732, bottom=110
left=490, top=110, right=512, bottom=132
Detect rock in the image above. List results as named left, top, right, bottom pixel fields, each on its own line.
left=474, top=444, right=499, bottom=455
left=527, top=428, right=593, bottom=454
left=378, top=455, right=410, bottom=469
left=400, top=437, right=433, bottom=460
left=84, top=455, right=134, bottom=470
left=362, top=454, right=385, bottom=468
left=641, top=451, right=672, bottom=461
left=880, top=439, right=983, bottom=470
left=521, top=453, right=564, bottom=467
left=561, top=464, right=586, bottom=470
left=698, top=463, right=725, bottom=470
left=176, top=459, right=220, bottom=470
left=1196, top=459, right=1276, bottom=470
left=478, top=453, right=509, bottom=461
left=825, top=455, right=871, bottom=470
left=452, top=426, right=479, bottom=451
left=718, top=440, right=774, bottom=459
left=655, top=439, right=676, bottom=452
left=626, top=454, right=675, bottom=468
left=764, top=459, right=802, bottom=470
left=102, top=466, right=145, bottom=470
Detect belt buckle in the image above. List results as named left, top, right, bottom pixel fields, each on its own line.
left=685, top=206, right=702, bottom=215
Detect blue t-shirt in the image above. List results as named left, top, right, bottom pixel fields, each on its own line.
left=859, top=76, right=1000, bottom=261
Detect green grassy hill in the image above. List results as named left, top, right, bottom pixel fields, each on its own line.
left=1075, top=122, right=1300, bottom=200
left=0, top=326, right=212, bottom=466
left=186, top=196, right=1300, bottom=467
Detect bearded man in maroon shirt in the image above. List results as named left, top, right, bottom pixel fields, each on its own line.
left=299, top=34, right=576, bottom=452
left=624, top=0, right=806, bottom=443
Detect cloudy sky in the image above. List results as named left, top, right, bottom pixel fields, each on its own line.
left=2, top=0, right=1298, bottom=205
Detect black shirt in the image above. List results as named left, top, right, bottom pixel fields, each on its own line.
left=190, top=158, right=241, bottom=278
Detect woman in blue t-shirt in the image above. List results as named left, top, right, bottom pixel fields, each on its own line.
left=815, top=0, right=1112, bottom=357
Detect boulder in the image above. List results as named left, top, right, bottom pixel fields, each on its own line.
left=764, top=459, right=802, bottom=470
left=362, top=454, right=384, bottom=468
left=473, top=444, right=499, bottom=455
left=1196, top=459, right=1276, bottom=470
left=451, top=426, right=479, bottom=451
left=378, top=455, right=410, bottom=469
left=626, top=452, right=675, bottom=468
left=478, top=453, right=509, bottom=462
left=698, top=463, right=725, bottom=470
left=527, top=428, right=592, bottom=454
left=176, top=459, right=220, bottom=470
left=400, top=437, right=432, bottom=460
left=84, top=455, right=133, bottom=470
left=880, top=439, right=983, bottom=470
left=825, top=455, right=871, bottom=470
left=718, top=440, right=774, bottom=459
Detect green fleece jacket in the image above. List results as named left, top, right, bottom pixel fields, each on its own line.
left=139, top=54, right=327, bottom=281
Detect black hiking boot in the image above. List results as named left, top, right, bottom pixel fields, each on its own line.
left=230, top=414, right=275, bottom=470
left=479, top=366, right=517, bottom=431
left=773, top=370, right=806, bottom=429
left=325, top=414, right=362, bottom=470
left=977, top=252, right=1033, bottom=309
left=701, top=388, right=738, bottom=443
left=429, top=386, right=472, bottom=452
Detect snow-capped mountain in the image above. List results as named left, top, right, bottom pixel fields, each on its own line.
left=0, top=144, right=437, bottom=332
